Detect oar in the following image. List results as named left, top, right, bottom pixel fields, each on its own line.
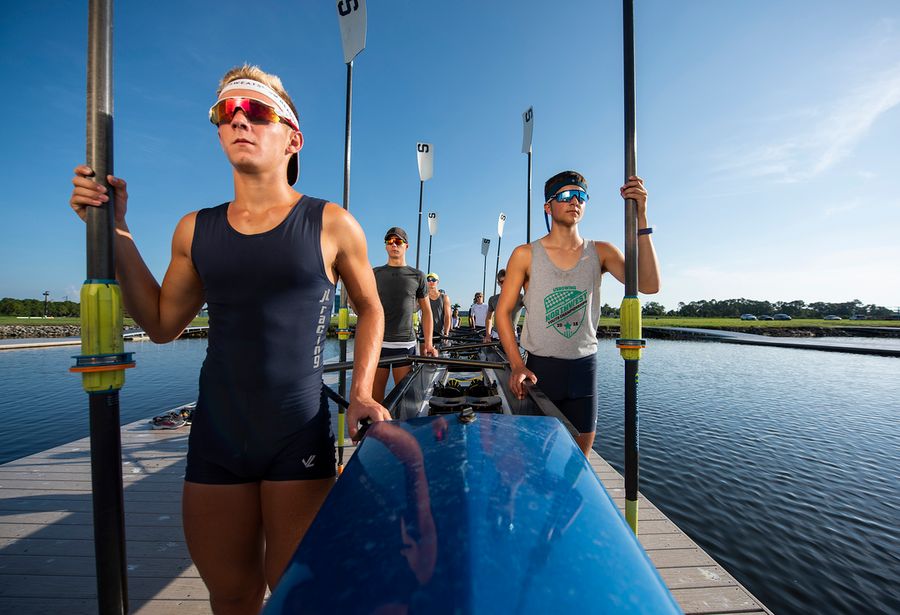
left=336, top=0, right=367, bottom=475
left=415, top=142, right=434, bottom=269
left=323, top=354, right=507, bottom=373
left=69, top=1, right=131, bottom=611
left=436, top=341, right=500, bottom=352
left=522, top=106, right=534, bottom=243
left=480, top=237, right=491, bottom=297
left=616, top=0, right=645, bottom=535
left=493, top=213, right=506, bottom=298
left=426, top=212, right=437, bottom=273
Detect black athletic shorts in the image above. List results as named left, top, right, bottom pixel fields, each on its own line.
left=185, top=387, right=336, bottom=484
left=379, top=344, right=416, bottom=368
left=525, top=353, right=598, bottom=434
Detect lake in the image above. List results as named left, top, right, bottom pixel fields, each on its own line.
left=0, top=337, right=897, bottom=614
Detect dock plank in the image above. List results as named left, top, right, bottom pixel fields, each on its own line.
left=0, top=417, right=772, bottom=614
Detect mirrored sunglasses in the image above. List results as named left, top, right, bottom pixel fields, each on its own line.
left=385, top=237, right=407, bottom=246
left=550, top=189, right=589, bottom=204
left=426, top=277, right=438, bottom=282
left=209, top=97, right=298, bottom=131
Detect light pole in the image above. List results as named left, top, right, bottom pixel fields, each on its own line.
left=43, top=291, right=50, bottom=318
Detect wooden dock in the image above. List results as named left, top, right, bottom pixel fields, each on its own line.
left=0, top=419, right=771, bottom=614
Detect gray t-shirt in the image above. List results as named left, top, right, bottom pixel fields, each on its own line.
left=520, top=240, right=602, bottom=359
left=374, top=265, right=426, bottom=342
left=487, top=292, right=524, bottom=339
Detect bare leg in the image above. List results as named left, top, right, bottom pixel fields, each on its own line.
left=575, top=431, right=596, bottom=456
left=261, top=477, right=335, bottom=589
left=373, top=366, right=391, bottom=404
left=183, top=482, right=265, bottom=615
left=391, top=364, right=412, bottom=388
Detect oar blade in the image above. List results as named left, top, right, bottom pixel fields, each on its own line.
left=416, top=142, right=434, bottom=181
left=337, top=0, right=367, bottom=64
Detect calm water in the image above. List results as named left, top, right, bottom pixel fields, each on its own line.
left=1, top=337, right=898, bottom=614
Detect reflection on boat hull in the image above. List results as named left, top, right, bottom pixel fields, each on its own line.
left=265, top=414, right=680, bottom=614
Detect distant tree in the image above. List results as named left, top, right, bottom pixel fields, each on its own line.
left=0, top=297, right=80, bottom=317
left=643, top=301, right=665, bottom=316
left=601, top=303, right=619, bottom=318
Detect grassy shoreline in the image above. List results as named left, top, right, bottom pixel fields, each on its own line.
left=2, top=315, right=897, bottom=333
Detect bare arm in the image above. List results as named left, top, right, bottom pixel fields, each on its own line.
left=418, top=297, right=437, bottom=356
left=326, top=204, right=390, bottom=437
left=442, top=294, right=451, bottom=337
left=69, top=165, right=204, bottom=342
left=600, top=176, right=661, bottom=294
left=496, top=245, right=537, bottom=399
left=483, top=302, right=495, bottom=342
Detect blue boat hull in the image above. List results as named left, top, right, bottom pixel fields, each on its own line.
left=264, top=414, right=681, bottom=614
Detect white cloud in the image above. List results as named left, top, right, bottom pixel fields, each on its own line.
left=823, top=198, right=861, bottom=217
left=717, top=62, right=900, bottom=183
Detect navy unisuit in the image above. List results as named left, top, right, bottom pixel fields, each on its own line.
left=187, top=196, right=336, bottom=483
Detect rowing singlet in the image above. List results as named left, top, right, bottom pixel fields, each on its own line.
left=188, top=196, right=335, bottom=478
left=428, top=292, right=446, bottom=334
left=520, top=239, right=602, bottom=359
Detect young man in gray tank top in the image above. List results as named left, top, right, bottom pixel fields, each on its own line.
left=494, top=170, right=660, bottom=455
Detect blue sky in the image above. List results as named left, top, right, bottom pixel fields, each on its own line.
left=2, top=0, right=899, bottom=312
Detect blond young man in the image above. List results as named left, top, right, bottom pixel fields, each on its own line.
left=69, top=65, right=389, bottom=614
left=424, top=272, right=452, bottom=339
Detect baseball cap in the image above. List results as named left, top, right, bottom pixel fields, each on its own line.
left=426, top=272, right=440, bottom=281
left=384, top=227, right=409, bottom=243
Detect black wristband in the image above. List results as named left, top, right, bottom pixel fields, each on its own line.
left=638, top=227, right=654, bottom=236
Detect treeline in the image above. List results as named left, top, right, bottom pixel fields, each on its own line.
left=0, top=297, right=80, bottom=317
left=4, top=296, right=895, bottom=320
left=598, top=298, right=897, bottom=319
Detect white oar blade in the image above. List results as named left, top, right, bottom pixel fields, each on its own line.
left=497, top=213, right=507, bottom=238
left=481, top=238, right=491, bottom=256
left=522, top=106, right=533, bottom=153
left=417, top=142, right=434, bottom=181
left=337, top=0, right=367, bottom=64
left=427, top=212, right=438, bottom=236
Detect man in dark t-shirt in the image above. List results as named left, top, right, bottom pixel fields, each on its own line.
left=373, top=227, right=437, bottom=402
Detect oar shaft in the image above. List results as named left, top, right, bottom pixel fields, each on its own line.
left=621, top=0, right=641, bottom=536
left=526, top=150, right=532, bottom=244
left=86, top=0, right=115, bottom=279
left=86, top=1, right=128, bottom=611
left=416, top=180, right=424, bottom=269
left=338, top=59, right=354, bottom=471
left=493, top=235, right=502, bottom=297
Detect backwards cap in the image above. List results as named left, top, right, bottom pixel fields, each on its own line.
left=218, top=78, right=301, bottom=185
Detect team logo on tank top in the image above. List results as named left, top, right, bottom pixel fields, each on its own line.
left=544, top=285, right=587, bottom=339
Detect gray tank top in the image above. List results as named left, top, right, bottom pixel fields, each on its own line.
left=520, top=239, right=602, bottom=359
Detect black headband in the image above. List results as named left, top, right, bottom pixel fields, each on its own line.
left=544, top=170, right=588, bottom=201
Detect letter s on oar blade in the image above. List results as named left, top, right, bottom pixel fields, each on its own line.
left=337, top=0, right=367, bottom=64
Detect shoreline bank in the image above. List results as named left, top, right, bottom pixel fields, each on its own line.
left=4, top=322, right=899, bottom=341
